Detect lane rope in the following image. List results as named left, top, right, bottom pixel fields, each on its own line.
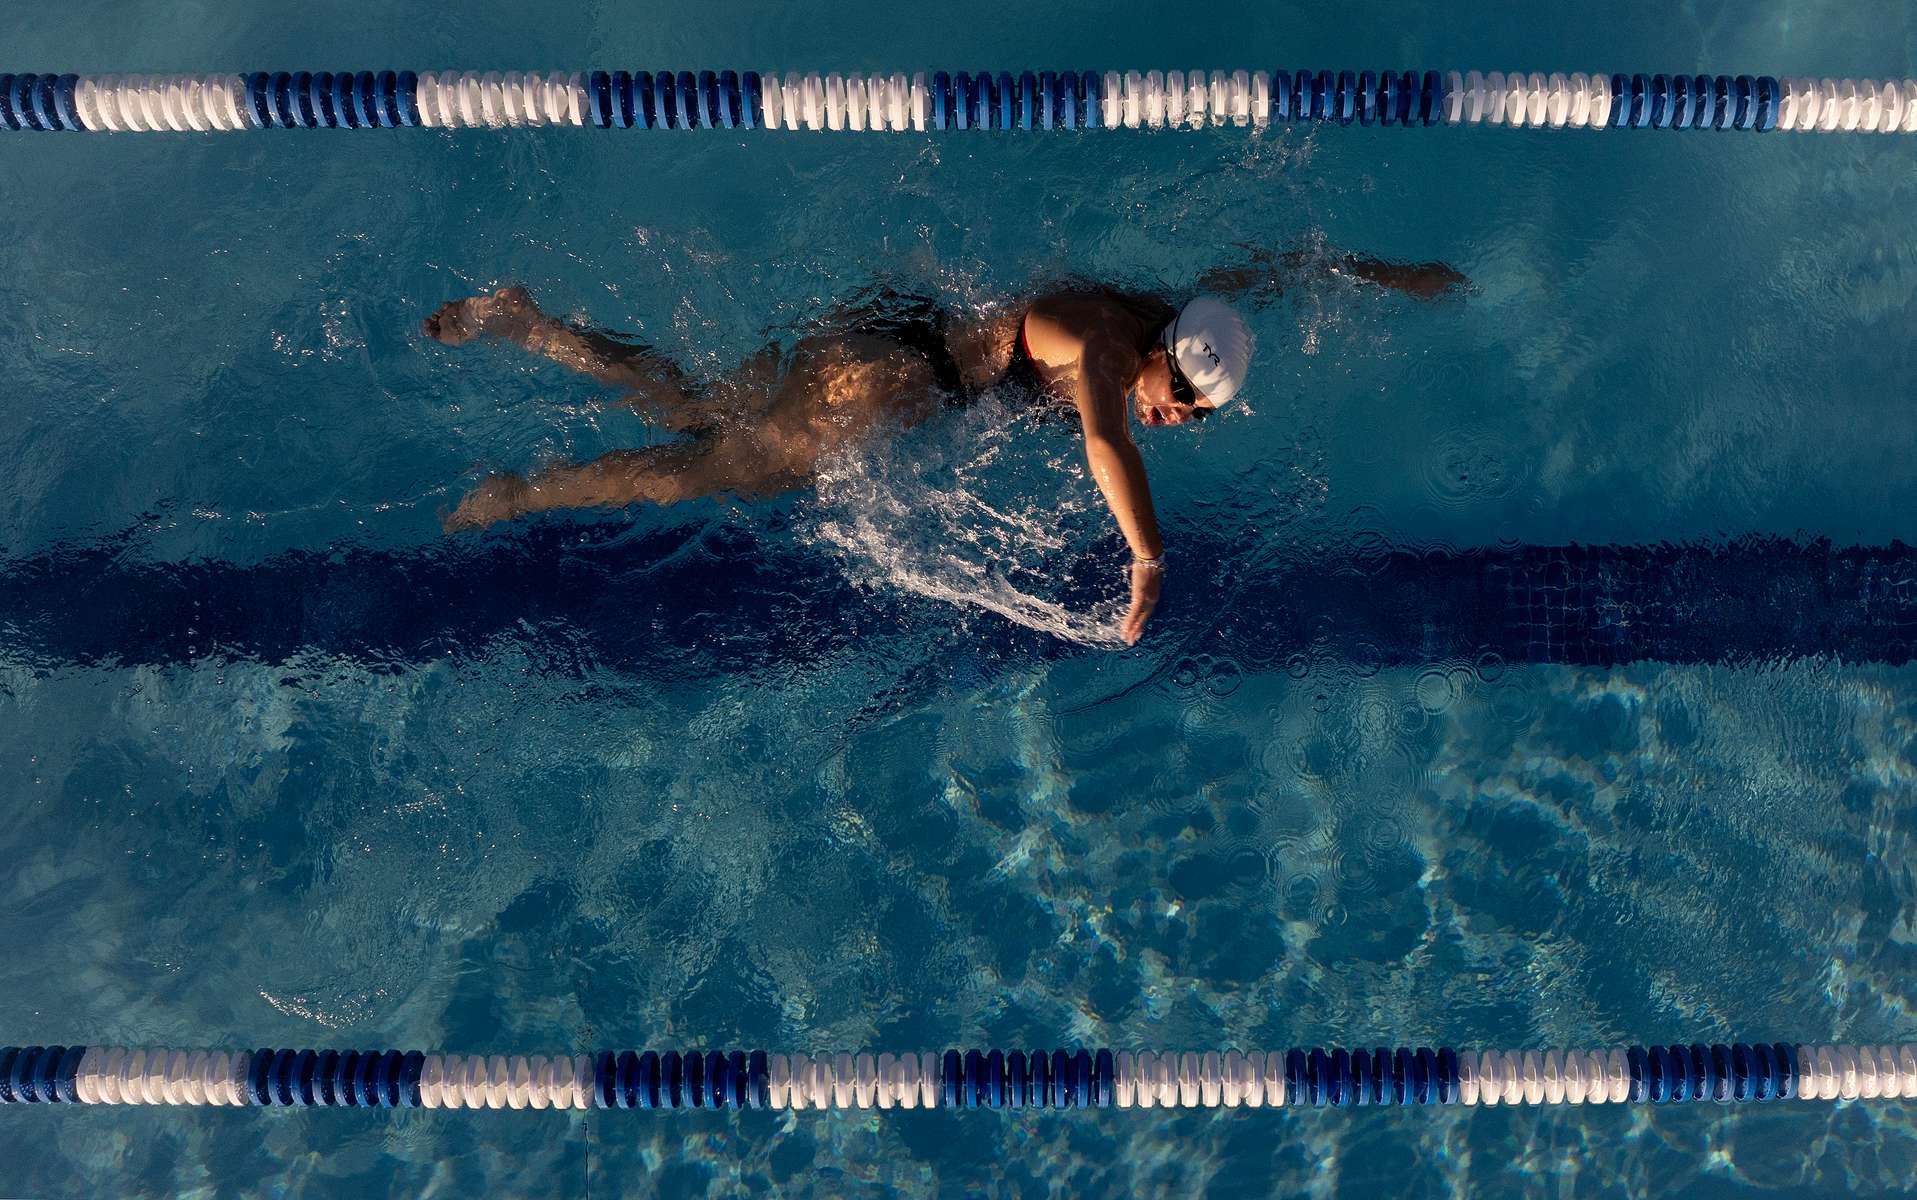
left=5, top=70, right=1914, bottom=133
left=3, top=1041, right=1910, bottom=1111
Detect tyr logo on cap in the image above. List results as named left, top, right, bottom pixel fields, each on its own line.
left=1200, top=341, right=1220, bottom=366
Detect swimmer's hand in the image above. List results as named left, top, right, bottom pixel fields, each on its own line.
left=444, top=473, right=532, bottom=533
left=1337, top=255, right=1468, bottom=300
left=422, top=286, right=539, bottom=347
left=1121, top=561, right=1162, bottom=646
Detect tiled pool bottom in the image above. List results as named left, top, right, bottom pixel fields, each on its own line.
left=1, top=654, right=1912, bottom=1196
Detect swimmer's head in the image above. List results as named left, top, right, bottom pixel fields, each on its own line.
left=1132, top=296, right=1254, bottom=428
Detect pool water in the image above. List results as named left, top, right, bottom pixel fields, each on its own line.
left=3, top=0, right=1917, bottom=1195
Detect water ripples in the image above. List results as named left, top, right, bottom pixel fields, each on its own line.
left=1165, top=654, right=1245, bottom=701
left=1421, top=426, right=1521, bottom=509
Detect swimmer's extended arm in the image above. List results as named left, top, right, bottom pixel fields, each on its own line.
left=1331, top=252, right=1470, bottom=299
left=1059, top=328, right=1165, bottom=646
left=1198, top=246, right=1468, bottom=301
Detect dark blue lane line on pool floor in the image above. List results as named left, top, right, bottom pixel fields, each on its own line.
left=0, top=532, right=1909, bottom=671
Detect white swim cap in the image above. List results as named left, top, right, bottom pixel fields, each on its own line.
left=1161, top=296, right=1254, bottom=407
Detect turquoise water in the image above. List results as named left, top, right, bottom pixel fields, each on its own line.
left=3, top=1, right=1917, bottom=1195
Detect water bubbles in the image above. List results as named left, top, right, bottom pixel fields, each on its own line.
left=1165, top=654, right=1243, bottom=699
left=1204, top=659, right=1244, bottom=698
left=1420, top=427, right=1519, bottom=509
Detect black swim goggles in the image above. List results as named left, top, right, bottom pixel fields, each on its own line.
left=1165, top=351, right=1208, bottom=417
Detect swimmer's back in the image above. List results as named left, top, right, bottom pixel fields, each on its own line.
left=953, top=286, right=1175, bottom=402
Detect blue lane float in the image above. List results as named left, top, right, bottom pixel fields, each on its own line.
left=1, top=69, right=1913, bottom=133
left=2, top=1041, right=1912, bottom=1111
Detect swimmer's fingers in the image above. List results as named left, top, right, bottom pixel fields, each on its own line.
left=1411, top=261, right=1471, bottom=299
left=443, top=473, right=530, bottom=533
left=1119, top=600, right=1153, bottom=645
left=440, top=496, right=486, bottom=533
left=1120, top=563, right=1163, bottom=646
left=490, top=285, right=536, bottom=314
left=423, top=300, right=479, bottom=346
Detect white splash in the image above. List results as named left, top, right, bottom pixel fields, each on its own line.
left=805, top=392, right=1127, bottom=646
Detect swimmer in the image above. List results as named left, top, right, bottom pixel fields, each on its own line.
left=425, top=248, right=1464, bottom=643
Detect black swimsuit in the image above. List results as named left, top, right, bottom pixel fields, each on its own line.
left=995, top=327, right=1054, bottom=400
left=843, top=294, right=968, bottom=401
left=847, top=291, right=1070, bottom=407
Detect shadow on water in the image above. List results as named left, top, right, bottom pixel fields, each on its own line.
left=0, top=522, right=1910, bottom=676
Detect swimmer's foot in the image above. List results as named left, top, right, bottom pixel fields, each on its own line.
left=422, top=285, right=541, bottom=346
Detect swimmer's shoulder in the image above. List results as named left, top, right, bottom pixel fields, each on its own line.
left=1024, top=287, right=1173, bottom=335
left=1022, top=287, right=1170, bottom=368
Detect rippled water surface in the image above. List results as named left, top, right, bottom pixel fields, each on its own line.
left=3, top=1, right=1917, bottom=1196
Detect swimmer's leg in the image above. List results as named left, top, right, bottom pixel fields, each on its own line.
left=443, top=432, right=799, bottom=532
left=423, top=286, right=716, bottom=427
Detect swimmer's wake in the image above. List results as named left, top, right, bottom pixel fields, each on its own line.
left=807, top=393, right=1127, bottom=646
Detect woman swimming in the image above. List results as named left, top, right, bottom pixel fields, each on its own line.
left=425, top=248, right=1463, bottom=643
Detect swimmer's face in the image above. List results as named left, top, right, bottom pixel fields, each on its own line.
left=1133, top=347, right=1216, bottom=428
